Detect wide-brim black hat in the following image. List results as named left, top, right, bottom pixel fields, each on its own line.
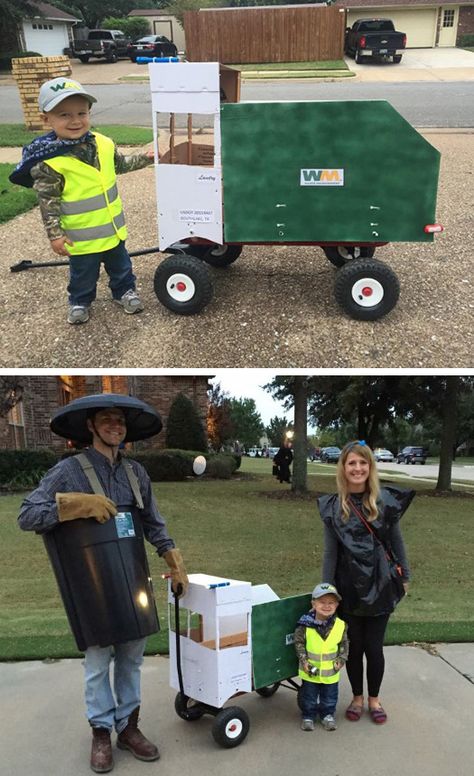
left=50, top=394, right=163, bottom=443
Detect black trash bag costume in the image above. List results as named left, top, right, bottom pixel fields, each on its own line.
left=317, top=485, right=415, bottom=617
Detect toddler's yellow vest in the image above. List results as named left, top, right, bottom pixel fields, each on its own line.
left=298, top=617, right=345, bottom=685
left=44, top=132, right=127, bottom=255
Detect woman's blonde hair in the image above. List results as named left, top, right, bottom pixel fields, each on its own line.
left=336, top=442, right=380, bottom=522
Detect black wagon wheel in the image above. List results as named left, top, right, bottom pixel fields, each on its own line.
left=154, top=254, right=213, bottom=315
left=174, top=693, right=205, bottom=721
left=255, top=682, right=280, bottom=698
left=201, top=244, right=243, bottom=268
left=211, top=706, right=250, bottom=749
left=334, top=258, right=400, bottom=321
left=323, top=245, right=376, bottom=268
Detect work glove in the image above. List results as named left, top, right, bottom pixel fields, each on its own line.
left=56, top=492, right=117, bottom=524
left=163, top=548, right=189, bottom=598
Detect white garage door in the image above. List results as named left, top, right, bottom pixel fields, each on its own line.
left=23, top=22, right=69, bottom=56
left=347, top=9, right=438, bottom=48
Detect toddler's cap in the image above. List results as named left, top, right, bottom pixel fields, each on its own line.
left=311, top=583, right=341, bottom=601
left=39, top=78, right=97, bottom=112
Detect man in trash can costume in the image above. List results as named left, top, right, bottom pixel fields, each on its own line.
left=18, top=393, right=189, bottom=773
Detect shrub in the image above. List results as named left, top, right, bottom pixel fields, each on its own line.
left=165, top=393, right=207, bottom=452
left=130, top=450, right=193, bottom=481
left=0, top=449, right=58, bottom=491
left=0, top=51, right=42, bottom=71
left=206, top=453, right=239, bottom=479
left=102, top=17, right=151, bottom=40
left=458, top=34, right=474, bottom=47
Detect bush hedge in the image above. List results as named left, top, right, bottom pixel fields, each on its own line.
left=458, top=34, right=474, bottom=47
left=0, top=51, right=42, bottom=71
left=0, top=448, right=239, bottom=490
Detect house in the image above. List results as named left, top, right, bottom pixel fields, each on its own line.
left=127, top=9, right=186, bottom=52
left=1, top=375, right=211, bottom=452
left=18, top=2, right=79, bottom=56
left=337, top=0, right=474, bottom=48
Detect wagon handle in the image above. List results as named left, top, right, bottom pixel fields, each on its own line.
left=174, top=590, right=186, bottom=698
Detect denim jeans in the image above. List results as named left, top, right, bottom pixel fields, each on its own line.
left=299, top=679, right=339, bottom=720
left=83, top=638, right=146, bottom=732
left=68, top=240, right=136, bottom=307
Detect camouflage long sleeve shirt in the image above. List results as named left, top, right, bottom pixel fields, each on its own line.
left=30, top=135, right=153, bottom=240
left=294, top=620, right=349, bottom=672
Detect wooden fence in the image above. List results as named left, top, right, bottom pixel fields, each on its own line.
left=184, top=6, right=345, bottom=64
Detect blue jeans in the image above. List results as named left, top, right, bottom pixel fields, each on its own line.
left=68, top=240, right=136, bottom=307
left=299, top=680, right=339, bottom=720
left=83, top=638, right=146, bottom=732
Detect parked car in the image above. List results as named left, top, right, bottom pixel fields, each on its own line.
left=72, top=30, right=132, bottom=63
left=321, top=446, right=342, bottom=463
left=344, top=18, right=406, bottom=64
left=128, top=35, right=178, bottom=62
left=247, top=447, right=263, bottom=458
left=396, top=446, right=426, bottom=465
left=374, top=448, right=395, bottom=462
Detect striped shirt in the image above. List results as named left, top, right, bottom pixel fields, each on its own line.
left=18, top=448, right=175, bottom=556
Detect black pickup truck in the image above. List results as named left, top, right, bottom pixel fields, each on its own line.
left=345, top=19, right=406, bottom=64
left=72, top=30, right=132, bottom=63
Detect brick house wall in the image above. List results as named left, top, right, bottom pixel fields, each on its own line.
left=0, top=376, right=212, bottom=452
left=458, top=6, right=474, bottom=39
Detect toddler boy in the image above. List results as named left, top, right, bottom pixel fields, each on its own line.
left=10, top=77, right=153, bottom=324
left=294, top=583, right=348, bottom=731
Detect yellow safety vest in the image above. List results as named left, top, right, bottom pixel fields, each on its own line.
left=298, top=617, right=345, bottom=685
left=44, top=132, right=127, bottom=255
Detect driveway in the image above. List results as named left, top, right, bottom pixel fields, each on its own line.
left=344, top=46, right=474, bottom=81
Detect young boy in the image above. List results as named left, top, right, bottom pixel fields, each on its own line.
left=294, top=583, right=348, bottom=731
left=10, top=77, right=153, bottom=324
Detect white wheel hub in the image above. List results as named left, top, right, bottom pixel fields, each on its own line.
left=224, top=717, right=243, bottom=739
left=351, top=277, right=384, bottom=307
left=166, top=273, right=195, bottom=302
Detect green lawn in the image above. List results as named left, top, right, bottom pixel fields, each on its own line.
left=0, top=124, right=154, bottom=148
left=1, top=461, right=473, bottom=660
left=0, top=124, right=154, bottom=225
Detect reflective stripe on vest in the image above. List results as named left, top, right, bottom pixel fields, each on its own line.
left=44, top=132, right=127, bottom=255
left=298, top=617, right=345, bottom=685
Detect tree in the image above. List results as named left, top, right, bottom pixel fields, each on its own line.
left=165, top=393, right=207, bottom=451
left=265, top=376, right=312, bottom=495
left=0, top=377, right=24, bottom=417
left=265, top=415, right=289, bottom=447
left=435, top=377, right=459, bottom=491
left=207, top=382, right=234, bottom=451
left=102, top=16, right=151, bottom=37
left=228, top=397, right=264, bottom=450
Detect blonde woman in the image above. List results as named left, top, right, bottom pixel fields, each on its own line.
left=317, top=441, right=414, bottom=725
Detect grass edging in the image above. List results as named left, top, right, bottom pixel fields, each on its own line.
left=1, top=621, right=471, bottom=662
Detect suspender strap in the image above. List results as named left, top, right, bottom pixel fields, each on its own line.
left=75, top=453, right=144, bottom=510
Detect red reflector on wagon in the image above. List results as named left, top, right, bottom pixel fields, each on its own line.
left=424, top=224, right=444, bottom=233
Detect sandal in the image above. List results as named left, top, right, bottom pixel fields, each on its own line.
left=345, top=703, right=363, bottom=721
left=369, top=706, right=387, bottom=724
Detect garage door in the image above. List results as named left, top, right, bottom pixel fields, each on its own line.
left=23, top=22, right=69, bottom=56
left=347, top=9, right=438, bottom=48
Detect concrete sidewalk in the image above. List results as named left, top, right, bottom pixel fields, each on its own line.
left=1, top=643, right=473, bottom=776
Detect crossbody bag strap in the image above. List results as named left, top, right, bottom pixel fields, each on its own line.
left=348, top=498, right=402, bottom=574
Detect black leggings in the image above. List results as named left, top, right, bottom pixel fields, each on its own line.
left=344, top=613, right=390, bottom=698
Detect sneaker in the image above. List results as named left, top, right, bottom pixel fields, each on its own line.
left=67, top=305, right=89, bottom=324
left=114, top=289, right=144, bottom=314
left=321, top=714, right=337, bottom=731
left=301, top=718, right=315, bottom=731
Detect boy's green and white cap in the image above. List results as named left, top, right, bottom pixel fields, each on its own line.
left=39, top=78, right=97, bottom=113
left=312, top=583, right=341, bottom=601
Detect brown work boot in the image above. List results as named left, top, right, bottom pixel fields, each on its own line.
left=90, top=727, right=113, bottom=773
left=117, top=707, right=160, bottom=761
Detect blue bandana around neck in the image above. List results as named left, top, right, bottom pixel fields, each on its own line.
left=9, top=130, right=94, bottom=188
left=297, top=609, right=337, bottom=638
